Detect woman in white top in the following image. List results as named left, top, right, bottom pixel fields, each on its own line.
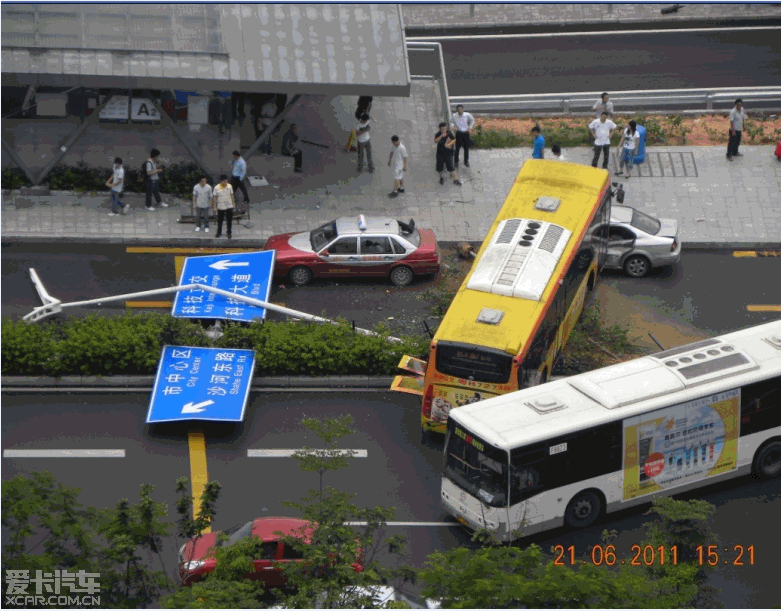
left=617, top=120, right=639, bottom=179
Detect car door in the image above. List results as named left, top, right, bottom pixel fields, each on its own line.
left=606, top=226, right=636, bottom=268
left=252, top=540, right=284, bottom=586
left=359, top=236, right=399, bottom=277
left=318, top=236, right=360, bottom=278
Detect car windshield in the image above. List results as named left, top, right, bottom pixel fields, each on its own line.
left=216, top=520, right=254, bottom=547
left=630, top=208, right=661, bottom=235
left=311, top=221, right=338, bottom=251
left=396, top=219, right=421, bottom=247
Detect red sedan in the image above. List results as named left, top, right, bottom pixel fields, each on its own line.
left=179, top=517, right=363, bottom=587
left=264, top=215, right=440, bottom=287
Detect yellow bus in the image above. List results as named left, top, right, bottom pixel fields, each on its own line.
left=394, top=160, right=614, bottom=436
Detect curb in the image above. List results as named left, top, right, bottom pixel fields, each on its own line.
left=1, top=375, right=396, bottom=390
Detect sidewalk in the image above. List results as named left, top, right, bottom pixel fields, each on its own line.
left=3, top=82, right=781, bottom=247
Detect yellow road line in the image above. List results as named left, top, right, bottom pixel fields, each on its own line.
left=747, top=305, right=781, bottom=312
left=187, top=430, right=211, bottom=533
left=733, top=251, right=781, bottom=258
left=125, top=301, right=173, bottom=308
left=126, top=247, right=253, bottom=254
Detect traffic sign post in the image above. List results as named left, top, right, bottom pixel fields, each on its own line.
left=172, top=251, right=275, bottom=322
left=146, top=346, right=256, bottom=424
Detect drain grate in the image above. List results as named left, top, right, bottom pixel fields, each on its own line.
left=615, top=152, right=698, bottom=178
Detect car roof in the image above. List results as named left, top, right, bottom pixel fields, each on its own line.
left=335, top=216, right=400, bottom=236
left=251, top=517, right=312, bottom=541
left=610, top=206, right=634, bottom=224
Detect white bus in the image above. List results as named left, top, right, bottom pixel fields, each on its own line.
left=441, top=320, right=781, bottom=541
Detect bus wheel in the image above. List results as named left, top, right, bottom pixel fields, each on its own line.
left=753, top=440, right=781, bottom=479
left=564, top=491, right=602, bottom=528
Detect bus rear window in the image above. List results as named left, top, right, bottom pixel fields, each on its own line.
left=436, top=342, right=513, bottom=384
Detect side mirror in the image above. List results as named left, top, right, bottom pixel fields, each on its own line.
left=320, top=249, right=329, bottom=257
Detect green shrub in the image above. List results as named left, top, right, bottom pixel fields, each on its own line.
left=634, top=114, right=666, bottom=144
left=471, top=125, right=523, bottom=149
left=1, top=168, right=33, bottom=190
left=1, top=317, right=56, bottom=375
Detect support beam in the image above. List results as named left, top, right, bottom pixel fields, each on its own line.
left=1, top=136, right=38, bottom=186
left=34, top=94, right=117, bottom=185
left=242, top=94, right=303, bottom=163
left=154, top=97, right=213, bottom=179
left=22, top=83, right=37, bottom=112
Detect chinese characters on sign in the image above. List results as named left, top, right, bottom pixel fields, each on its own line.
left=146, top=346, right=256, bottom=423
left=5, top=569, right=100, bottom=607
left=172, top=251, right=275, bottom=323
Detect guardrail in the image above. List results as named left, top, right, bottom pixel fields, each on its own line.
left=450, top=86, right=781, bottom=114
left=405, top=41, right=451, bottom=123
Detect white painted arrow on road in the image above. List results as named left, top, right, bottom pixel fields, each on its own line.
left=209, top=260, right=250, bottom=271
left=181, top=400, right=215, bottom=414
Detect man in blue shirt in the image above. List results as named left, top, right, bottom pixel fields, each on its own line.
left=230, top=151, right=250, bottom=206
left=531, top=126, right=545, bottom=159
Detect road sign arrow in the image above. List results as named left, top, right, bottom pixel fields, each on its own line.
left=209, top=260, right=250, bottom=271
left=181, top=399, right=215, bottom=414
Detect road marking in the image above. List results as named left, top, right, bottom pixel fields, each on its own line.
left=346, top=521, right=461, bottom=527
left=248, top=449, right=368, bottom=458
left=187, top=430, right=211, bottom=533
left=733, top=251, right=781, bottom=258
left=747, top=305, right=781, bottom=312
left=3, top=449, right=125, bottom=458
left=125, top=301, right=174, bottom=308
left=126, top=247, right=254, bottom=255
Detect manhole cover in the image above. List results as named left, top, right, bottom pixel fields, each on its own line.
left=615, top=152, right=698, bottom=178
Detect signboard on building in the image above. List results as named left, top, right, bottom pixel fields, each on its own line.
left=99, top=96, right=159, bottom=121
left=146, top=346, right=256, bottom=423
left=100, top=96, right=129, bottom=120
left=131, top=98, right=161, bottom=121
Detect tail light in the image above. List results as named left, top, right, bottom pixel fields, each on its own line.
left=422, top=384, right=434, bottom=419
left=671, top=239, right=677, bottom=252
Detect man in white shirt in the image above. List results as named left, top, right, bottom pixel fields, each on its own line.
left=387, top=135, right=408, bottom=198
left=450, top=104, right=475, bottom=168
left=356, top=112, right=375, bottom=173
left=593, top=92, right=614, bottom=118
left=192, top=177, right=213, bottom=232
left=727, top=98, right=746, bottom=161
left=105, top=157, right=127, bottom=216
left=588, top=112, right=617, bottom=169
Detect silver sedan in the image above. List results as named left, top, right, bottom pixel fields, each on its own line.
left=603, top=205, right=682, bottom=277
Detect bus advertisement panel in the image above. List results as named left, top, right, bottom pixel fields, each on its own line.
left=622, top=389, right=740, bottom=501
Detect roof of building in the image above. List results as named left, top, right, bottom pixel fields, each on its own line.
left=1, top=3, right=410, bottom=95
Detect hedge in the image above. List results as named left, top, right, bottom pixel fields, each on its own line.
left=1, top=314, right=428, bottom=377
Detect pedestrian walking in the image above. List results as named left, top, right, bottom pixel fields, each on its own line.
left=617, top=120, right=639, bottom=178
left=105, top=157, right=127, bottom=216
left=593, top=92, right=614, bottom=118
left=387, top=135, right=408, bottom=198
left=356, top=112, right=375, bottom=173
left=230, top=151, right=250, bottom=206
left=450, top=104, right=475, bottom=167
left=551, top=144, right=567, bottom=161
left=144, top=149, right=168, bottom=210
left=281, top=124, right=303, bottom=173
left=435, top=122, right=462, bottom=186
left=727, top=98, right=746, bottom=161
left=531, top=125, right=545, bottom=159
left=192, top=176, right=213, bottom=233
left=589, top=112, right=617, bottom=169
left=212, top=175, right=235, bottom=239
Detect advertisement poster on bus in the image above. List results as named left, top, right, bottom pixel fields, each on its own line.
left=429, top=386, right=499, bottom=423
left=622, top=389, right=740, bottom=501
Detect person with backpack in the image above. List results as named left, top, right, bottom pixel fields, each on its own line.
left=144, top=149, right=168, bottom=210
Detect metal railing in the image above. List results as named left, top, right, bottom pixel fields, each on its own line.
left=450, top=86, right=781, bottom=114
left=405, top=41, right=451, bottom=123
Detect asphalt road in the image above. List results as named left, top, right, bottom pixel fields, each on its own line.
left=2, top=391, right=779, bottom=608
left=4, top=243, right=779, bottom=338
left=408, top=28, right=781, bottom=97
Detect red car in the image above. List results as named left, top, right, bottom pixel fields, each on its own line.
left=264, top=215, right=440, bottom=287
left=179, top=517, right=363, bottom=587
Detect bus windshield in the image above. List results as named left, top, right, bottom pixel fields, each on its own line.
left=436, top=342, right=513, bottom=384
left=444, top=426, right=508, bottom=508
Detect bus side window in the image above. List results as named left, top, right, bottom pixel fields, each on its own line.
left=510, top=445, right=546, bottom=504
left=740, top=377, right=781, bottom=436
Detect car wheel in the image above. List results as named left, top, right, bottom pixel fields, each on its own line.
left=623, top=255, right=650, bottom=278
left=390, top=265, right=414, bottom=287
left=564, top=490, right=602, bottom=529
left=753, top=440, right=781, bottom=479
left=289, top=266, right=313, bottom=287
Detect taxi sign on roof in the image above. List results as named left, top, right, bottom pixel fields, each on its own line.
left=172, top=251, right=275, bottom=322
left=146, top=346, right=255, bottom=423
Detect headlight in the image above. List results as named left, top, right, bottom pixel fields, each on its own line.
left=183, top=560, right=205, bottom=572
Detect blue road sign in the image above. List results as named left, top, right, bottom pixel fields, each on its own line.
left=172, top=250, right=275, bottom=322
left=146, top=346, right=256, bottom=424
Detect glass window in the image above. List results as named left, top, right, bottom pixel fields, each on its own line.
left=260, top=541, right=279, bottom=560
left=437, top=341, right=513, bottom=384
left=740, top=377, right=781, bottom=436
left=310, top=220, right=338, bottom=250
left=225, top=520, right=254, bottom=546
left=396, top=220, right=421, bottom=247
left=328, top=237, right=358, bottom=255
left=282, top=543, right=305, bottom=560
left=360, top=236, right=393, bottom=254
left=390, top=237, right=408, bottom=254
left=630, top=209, right=662, bottom=235
left=444, top=426, right=508, bottom=507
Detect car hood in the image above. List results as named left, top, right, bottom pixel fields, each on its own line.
left=181, top=531, right=220, bottom=563
left=288, top=232, right=315, bottom=253
left=658, top=218, right=678, bottom=238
